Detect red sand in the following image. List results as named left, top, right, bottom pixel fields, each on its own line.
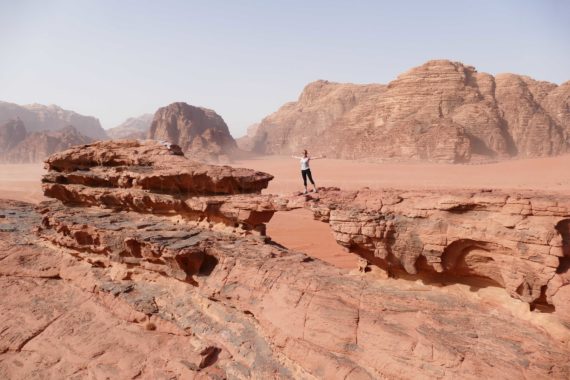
left=2, top=155, right=570, bottom=270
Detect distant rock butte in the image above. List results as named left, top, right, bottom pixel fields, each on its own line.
left=106, top=113, right=153, bottom=139
left=246, top=60, right=570, bottom=162
left=0, top=122, right=92, bottom=163
left=0, top=101, right=108, bottom=140
left=148, top=102, right=238, bottom=162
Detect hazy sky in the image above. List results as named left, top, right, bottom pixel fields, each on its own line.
left=0, top=1, right=568, bottom=136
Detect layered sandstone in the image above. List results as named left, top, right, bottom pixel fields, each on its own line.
left=148, top=102, right=238, bottom=162
left=293, top=187, right=570, bottom=317
left=0, top=124, right=92, bottom=163
left=247, top=60, right=569, bottom=162
left=0, top=198, right=568, bottom=378
left=42, top=140, right=274, bottom=234
left=0, top=101, right=108, bottom=140
left=1, top=140, right=570, bottom=378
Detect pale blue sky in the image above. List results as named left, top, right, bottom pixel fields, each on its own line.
left=0, top=0, right=568, bottom=136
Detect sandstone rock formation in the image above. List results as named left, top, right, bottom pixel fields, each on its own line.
left=0, top=101, right=108, bottom=140
left=291, top=187, right=570, bottom=319
left=1, top=140, right=569, bottom=378
left=247, top=60, right=569, bottom=162
left=106, top=113, right=153, bottom=139
left=43, top=140, right=275, bottom=234
left=0, top=124, right=92, bottom=163
left=148, top=102, right=238, bottom=162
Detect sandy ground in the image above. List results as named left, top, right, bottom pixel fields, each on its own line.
left=2, top=155, right=570, bottom=269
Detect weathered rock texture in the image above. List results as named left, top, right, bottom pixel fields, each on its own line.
left=1, top=140, right=570, bottom=378
left=42, top=139, right=274, bottom=234
left=0, top=101, right=108, bottom=140
left=0, top=123, right=93, bottom=163
left=148, top=102, right=238, bottom=162
left=248, top=60, right=570, bottom=162
left=293, top=187, right=570, bottom=317
left=106, top=113, right=153, bottom=139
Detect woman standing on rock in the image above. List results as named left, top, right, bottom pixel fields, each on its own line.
left=292, top=149, right=324, bottom=194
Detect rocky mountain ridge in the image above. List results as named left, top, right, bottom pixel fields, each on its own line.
left=0, top=101, right=107, bottom=140
left=246, top=60, right=570, bottom=162
left=0, top=120, right=92, bottom=163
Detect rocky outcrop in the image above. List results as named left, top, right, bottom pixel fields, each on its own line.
left=1, top=140, right=570, bottom=378
left=106, top=113, right=153, bottom=139
left=0, top=124, right=93, bottom=163
left=0, top=101, right=107, bottom=140
left=248, top=60, right=569, bottom=162
left=42, top=139, right=274, bottom=234
left=293, top=188, right=570, bottom=316
left=148, top=102, right=238, bottom=162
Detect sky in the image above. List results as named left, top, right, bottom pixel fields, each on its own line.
left=0, top=0, right=568, bottom=136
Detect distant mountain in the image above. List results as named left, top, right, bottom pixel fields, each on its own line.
left=236, top=123, right=260, bottom=152
left=0, top=121, right=92, bottom=163
left=148, top=102, right=238, bottom=162
left=106, top=114, right=153, bottom=139
left=0, top=101, right=108, bottom=140
left=246, top=60, right=570, bottom=163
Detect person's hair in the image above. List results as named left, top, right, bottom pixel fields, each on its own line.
left=303, top=149, right=308, bottom=157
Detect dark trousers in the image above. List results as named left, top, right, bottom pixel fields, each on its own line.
left=301, top=169, right=315, bottom=186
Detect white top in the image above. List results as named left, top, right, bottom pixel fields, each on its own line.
left=300, top=157, right=310, bottom=170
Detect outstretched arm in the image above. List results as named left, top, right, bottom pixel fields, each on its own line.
left=291, top=155, right=302, bottom=159
left=310, top=155, right=326, bottom=160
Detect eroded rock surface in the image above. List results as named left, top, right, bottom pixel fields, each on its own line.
left=1, top=141, right=570, bottom=379
left=294, top=188, right=570, bottom=317
left=248, top=60, right=569, bottom=162
left=42, top=140, right=275, bottom=234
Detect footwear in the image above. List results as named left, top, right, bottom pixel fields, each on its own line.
left=303, top=190, right=308, bottom=195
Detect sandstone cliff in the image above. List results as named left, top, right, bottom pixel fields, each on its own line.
left=106, top=113, right=153, bottom=139
left=247, top=60, right=569, bottom=162
left=0, top=101, right=108, bottom=140
left=0, top=123, right=92, bottom=163
left=148, top=102, right=238, bottom=162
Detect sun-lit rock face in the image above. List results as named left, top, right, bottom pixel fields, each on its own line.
left=248, top=60, right=569, bottom=162
left=293, top=187, right=570, bottom=315
left=43, top=139, right=275, bottom=234
left=148, top=102, right=238, bottom=162
left=1, top=140, right=570, bottom=378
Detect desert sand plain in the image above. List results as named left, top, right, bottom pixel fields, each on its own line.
left=2, top=154, right=570, bottom=270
